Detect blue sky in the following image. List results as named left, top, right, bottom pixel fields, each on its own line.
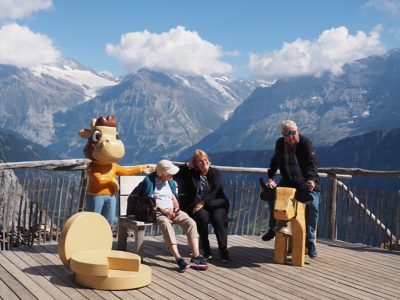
left=1, top=0, right=400, bottom=80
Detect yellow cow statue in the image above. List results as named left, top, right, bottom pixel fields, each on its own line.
left=79, top=115, right=154, bottom=226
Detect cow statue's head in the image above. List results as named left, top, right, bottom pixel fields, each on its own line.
left=79, top=115, right=125, bottom=163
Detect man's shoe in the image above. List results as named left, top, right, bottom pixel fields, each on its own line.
left=220, top=249, right=230, bottom=263
left=261, top=229, right=275, bottom=241
left=176, top=257, right=189, bottom=272
left=190, top=255, right=208, bottom=270
left=307, top=242, right=317, bottom=258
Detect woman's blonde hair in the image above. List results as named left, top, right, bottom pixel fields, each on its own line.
left=191, top=149, right=210, bottom=164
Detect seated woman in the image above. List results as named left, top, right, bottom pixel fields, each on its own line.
left=175, top=150, right=230, bottom=262
left=142, top=159, right=208, bottom=272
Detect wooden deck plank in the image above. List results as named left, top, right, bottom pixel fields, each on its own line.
left=35, top=244, right=133, bottom=300
left=226, top=236, right=368, bottom=300
left=38, top=243, right=184, bottom=300
left=178, top=236, right=305, bottom=300
left=28, top=244, right=106, bottom=300
left=0, top=276, right=20, bottom=300
left=309, top=242, right=400, bottom=295
left=136, top=236, right=241, bottom=299
left=198, top=237, right=340, bottom=300
left=319, top=240, right=400, bottom=277
left=251, top=235, right=399, bottom=299
left=1, top=249, right=72, bottom=300
left=232, top=236, right=399, bottom=300
left=173, top=235, right=306, bottom=300
left=1, top=236, right=400, bottom=300
left=0, top=252, right=54, bottom=300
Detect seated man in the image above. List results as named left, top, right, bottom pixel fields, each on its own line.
left=141, top=159, right=208, bottom=272
left=261, top=120, right=320, bottom=258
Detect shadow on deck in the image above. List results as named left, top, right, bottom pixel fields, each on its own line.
left=1, top=235, right=399, bottom=300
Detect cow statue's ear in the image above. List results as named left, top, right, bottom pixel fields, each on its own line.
left=79, top=128, right=91, bottom=139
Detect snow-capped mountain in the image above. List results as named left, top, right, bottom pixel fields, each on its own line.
left=0, top=57, right=118, bottom=145
left=180, top=48, right=400, bottom=155
left=29, top=57, right=118, bottom=100
left=49, top=69, right=261, bottom=162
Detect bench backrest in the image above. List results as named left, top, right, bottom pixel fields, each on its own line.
left=119, top=175, right=145, bottom=216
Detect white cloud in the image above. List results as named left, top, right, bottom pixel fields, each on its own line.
left=363, top=0, right=400, bottom=15
left=249, top=26, right=386, bottom=81
left=0, top=23, right=60, bottom=67
left=0, top=0, right=53, bottom=20
left=106, top=26, right=233, bottom=76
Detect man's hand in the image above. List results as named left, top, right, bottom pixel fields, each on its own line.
left=307, top=180, right=315, bottom=191
left=141, top=164, right=156, bottom=174
left=267, top=178, right=277, bottom=189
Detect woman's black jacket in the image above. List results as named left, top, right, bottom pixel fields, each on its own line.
left=174, top=164, right=229, bottom=213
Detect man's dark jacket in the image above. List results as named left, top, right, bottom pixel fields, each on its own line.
left=267, top=134, right=321, bottom=192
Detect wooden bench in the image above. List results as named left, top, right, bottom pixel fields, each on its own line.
left=117, top=175, right=153, bottom=261
left=116, top=175, right=231, bottom=260
left=117, top=216, right=153, bottom=262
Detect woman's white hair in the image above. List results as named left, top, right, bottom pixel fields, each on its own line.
left=281, top=120, right=297, bottom=132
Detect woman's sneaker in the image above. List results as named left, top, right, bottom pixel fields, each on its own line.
left=190, top=255, right=208, bottom=270
left=176, top=257, right=189, bottom=273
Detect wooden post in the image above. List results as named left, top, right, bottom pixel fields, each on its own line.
left=77, top=170, right=87, bottom=212
left=327, top=177, right=338, bottom=240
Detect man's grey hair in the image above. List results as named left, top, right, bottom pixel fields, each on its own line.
left=281, top=120, right=297, bottom=131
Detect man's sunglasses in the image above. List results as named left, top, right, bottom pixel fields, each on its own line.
left=283, top=130, right=297, bottom=137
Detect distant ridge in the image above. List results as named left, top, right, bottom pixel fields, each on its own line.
left=182, top=48, right=400, bottom=155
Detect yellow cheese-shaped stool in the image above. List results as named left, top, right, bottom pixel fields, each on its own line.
left=58, top=212, right=151, bottom=290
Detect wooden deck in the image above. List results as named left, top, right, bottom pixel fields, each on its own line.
left=1, top=235, right=399, bottom=300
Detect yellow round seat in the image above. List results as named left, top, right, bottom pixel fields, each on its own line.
left=58, top=212, right=152, bottom=290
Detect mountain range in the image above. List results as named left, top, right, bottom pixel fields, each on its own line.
left=208, top=128, right=400, bottom=170
left=1, top=126, right=398, bottom=189
left=182, top=48, right=400, bottom=156
left=48, top=69, right=261, bottom=163
left=0, top=57, right=117, bottom=146
left=0, top=48, right=400, bottom=167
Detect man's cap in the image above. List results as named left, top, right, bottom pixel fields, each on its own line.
left=155, top=159, right=179, bottom=175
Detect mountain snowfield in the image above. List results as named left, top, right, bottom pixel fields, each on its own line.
left=0, top=57, right=123, bottom=146
left=29, top=57, right=119, bottom=100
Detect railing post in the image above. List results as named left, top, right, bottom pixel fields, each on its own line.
left=77, top=169, right=87, bottom=212
left=327, top=176, right=338, bottom=240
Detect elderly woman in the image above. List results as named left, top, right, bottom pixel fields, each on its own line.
left=142, top=159, right=208, bottom=272
left=175, top=150, right=230, bottom=262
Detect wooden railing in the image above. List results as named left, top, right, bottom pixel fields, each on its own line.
left=1, top=159, right=399, bottom=250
